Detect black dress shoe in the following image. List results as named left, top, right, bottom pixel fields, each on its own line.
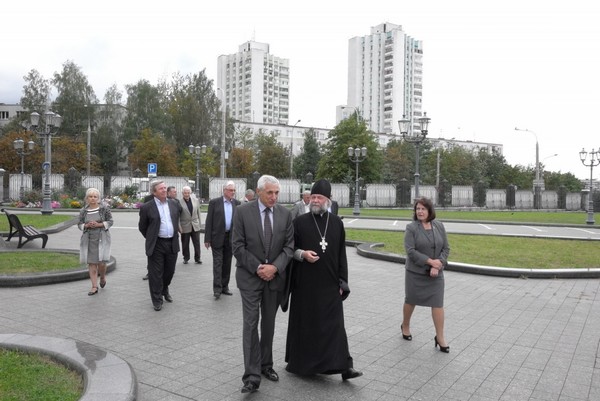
left=222, top=289, right=233, bottom=296
left=241, top=382, right=258, bottom=393
left=163, top=293, right=173, bottom=303
left=214, top=292, right=221, bottom=299
left=262, top=367, right=279, bottom=382
left=341, top=368, right=363, bottom=380
left=195, top=260, right=202, bottom=264
left=183, top=260, right=188, bottom=264
left=153, top=303, right=162, bottom=311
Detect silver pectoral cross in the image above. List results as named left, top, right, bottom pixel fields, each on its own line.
left=319, top=237, right=328, bottom=252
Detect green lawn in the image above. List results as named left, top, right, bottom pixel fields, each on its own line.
left=0, top=349, right=83, bottom=401
left=339, top=208, right=598, bottom=225
left=0, top=214, right=73, bottom=232
left=0, top=252, right=81, bottom=274
left=346, top=229, right=600, bottom=269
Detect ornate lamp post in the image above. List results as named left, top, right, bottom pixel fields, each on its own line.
left=188, top=144, right=207, bottom=200
left=399, top=112, right=430, bottom=199
left=30, top=111, right=62, bottom=215
left=579, top=148, right=599, bottom=225
left=348, top=146, right=367, bottom=216
left=13, top=138, right=35, bottom=201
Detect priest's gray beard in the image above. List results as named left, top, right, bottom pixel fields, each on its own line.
left=310, top=199, right=331, bottom=214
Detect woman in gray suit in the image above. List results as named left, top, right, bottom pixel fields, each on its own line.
left=402, top=197, right=450, bottom=352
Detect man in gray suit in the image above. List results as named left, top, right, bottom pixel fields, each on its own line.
left=232, top=175, right=294, bottom=394
left=290, top=190, right=311, bottom=220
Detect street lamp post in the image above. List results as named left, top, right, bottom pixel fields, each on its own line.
left=13, top=138, right=35, bottom=201
left=30, top=111, right=62, bottom=215
left=399, top=112, right=430, bottom=199
left=514, top=127, right=541, bottom=209
left=348, top=146, right=367, bottom=216
left=216, top=88, right=226, bottom=178
left=188, top=144, right=207, bottom=200
left=289, top=119, right=301, bottom=178
left=579, top=148, right=599, bottom=225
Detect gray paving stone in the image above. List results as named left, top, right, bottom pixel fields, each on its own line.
left=1, top=211, right=600, bottom=400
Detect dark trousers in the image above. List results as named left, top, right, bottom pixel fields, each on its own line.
left=148, top=238, right=177, bottom=306
left=181, top=229, right=201, bottom=262
left=212, top=232, right=232, bottom=293
left=239, top=287, right=280, bottom=386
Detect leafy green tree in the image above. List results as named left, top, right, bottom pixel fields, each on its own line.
left=128, top=129, right=179, bottom=176
left=52, top=60, right=97, bottom=137
left=167, top=70, right=220, bottom=152
left=293, top=128, right=321, bottom=180
left=254, top=131, right=288, bottom=177
left=228, top=148, right=254, bottom=178
left=21, top=69, right=51, bottom=117
left=544, top=171, right=582, bottom=192
left=381, top=138, right=414, bottom=184
left=316, top=116, right=382, bottom=184
left=123, top=80, right=169, bottom=148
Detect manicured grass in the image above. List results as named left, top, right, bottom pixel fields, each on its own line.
left=0, top=252, right=81, bottom=274
left=0, top=214, right=73, bottom=232
left=339, top=208, right=598, bottom=225
left=0, top=349, right=83, bottom=401
left=346, top=229, right=600, bottom=269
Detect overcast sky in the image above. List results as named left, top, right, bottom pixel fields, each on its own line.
left=2, top=0, right=599, bottom=179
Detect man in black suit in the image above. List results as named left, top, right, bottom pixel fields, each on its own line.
left=232, top=175, right=294, bottom=394
left=204, top=180, right=240, bottom=299
left=138, top=180, right=182, bottom=311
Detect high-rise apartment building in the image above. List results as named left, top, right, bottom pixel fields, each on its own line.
left=217, top=41, right=289, bottom=125
left=347, top=22, right=423, bottom=135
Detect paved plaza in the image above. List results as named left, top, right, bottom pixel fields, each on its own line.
left=1, top=211, right=600, bottom=400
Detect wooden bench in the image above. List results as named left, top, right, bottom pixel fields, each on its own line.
left=1, top=208, right=48, bottom=249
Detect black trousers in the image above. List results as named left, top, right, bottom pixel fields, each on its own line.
left=148, top=238, right=177, bottom=306
left=212, top=232, right=232, bottom=293
left=181, top=229, right=201, bottom=262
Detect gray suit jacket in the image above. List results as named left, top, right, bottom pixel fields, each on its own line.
left=178, top=197, right=201, bottom=233
left=290, top=200, right=308, bottom=220
left=404, top=219, right=450, bottom=276
left=232, top=200, right=294, bottom=292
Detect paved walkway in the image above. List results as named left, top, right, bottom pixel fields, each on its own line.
left=2, top=211, right=600, bottom=400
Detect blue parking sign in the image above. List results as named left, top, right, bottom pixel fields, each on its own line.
left=148, top=163, right=157, bottom=174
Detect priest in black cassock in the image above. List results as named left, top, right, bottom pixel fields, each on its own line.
left=284, top=179, right=362, bottom=381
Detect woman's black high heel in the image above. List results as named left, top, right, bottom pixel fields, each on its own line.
left=401, top=325, right=412, bottom=341
left=434, top=336, right=449, bottom=353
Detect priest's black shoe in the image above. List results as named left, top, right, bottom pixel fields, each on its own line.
left=262, top=367, right=279, bottom=381
left=341, top=368, right=363, bottom=381
left=241, top=382, right=258, bottom=393
left=153, top=303, right=162, bottom=311
left=163, top=292, right=173, bottom=303
left=222, top=289, right=233, bottom=296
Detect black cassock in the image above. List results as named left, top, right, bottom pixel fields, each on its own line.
left=285, top=211, right=353, bottom=375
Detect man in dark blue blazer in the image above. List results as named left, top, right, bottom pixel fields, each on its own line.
left=204, top=180, right=240, bottom=298
left=232, top=175, right=294, bottom=393
left=139, top=180, right=182, bottom=311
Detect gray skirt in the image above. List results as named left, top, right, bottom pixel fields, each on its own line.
left=405, top=269, right=444, bottom=307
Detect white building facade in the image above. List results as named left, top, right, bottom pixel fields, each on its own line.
left=346, top=22, right=424, bottom=136
left=217, top=41, right=290, bottom=125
